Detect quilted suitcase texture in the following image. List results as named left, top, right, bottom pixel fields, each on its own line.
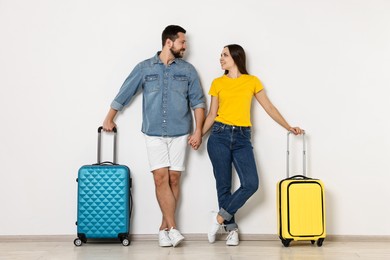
left=74, top=127, right=132, bottom=246
left=277, top=132, right=326, bottom=247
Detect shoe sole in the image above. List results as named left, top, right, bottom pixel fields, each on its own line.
left=171, top=237, right=184, bottom=247
left=226, top=241, right=239, bottom=246
left=208, top=234, right=216, bottom=243
left=159, top=242, right=173, bottom=247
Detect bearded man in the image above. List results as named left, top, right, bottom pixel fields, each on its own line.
left=103, top=25, right=205, bottom=247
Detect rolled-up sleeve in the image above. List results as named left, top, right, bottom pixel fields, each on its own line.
left=111, top=64, right=143, bottom=111
left=188, top=66, right=206, bottom=110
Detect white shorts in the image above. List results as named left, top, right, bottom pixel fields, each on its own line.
left=144, top=134, right=189, bottom=172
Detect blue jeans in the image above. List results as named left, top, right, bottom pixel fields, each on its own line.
left=207, top=122, right=259, bottom=231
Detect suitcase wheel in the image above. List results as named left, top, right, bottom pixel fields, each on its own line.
left=74, top=238, right=82, bottom=247
left=281, top=238, right=292, bottom=247
left=121, top=238, right=130, bottom=246
left=317, top=238, right=324, bottom=247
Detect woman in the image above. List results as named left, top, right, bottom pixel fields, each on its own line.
left=202, top=44, right=303, bottom=246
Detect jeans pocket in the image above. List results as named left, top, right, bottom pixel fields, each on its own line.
left=211, top=123, right=224, bottom=134
left=240, top=128, right=251, bottom=139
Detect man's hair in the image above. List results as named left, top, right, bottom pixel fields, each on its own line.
left=161, top=25, right=186, bottom=47
left=224, top=44, right=249, bottom=75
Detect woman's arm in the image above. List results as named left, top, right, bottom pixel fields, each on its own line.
left=202, top=96, right=219, bottom=136
left=255, top=90, right=303, bottom=135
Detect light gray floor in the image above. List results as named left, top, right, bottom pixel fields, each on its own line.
left=1, top=239, right=390, bottom=260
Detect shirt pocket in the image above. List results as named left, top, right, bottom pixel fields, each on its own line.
left=171, top=75, right=188, bottom=94
left=144, top=74, right=160, bottom=93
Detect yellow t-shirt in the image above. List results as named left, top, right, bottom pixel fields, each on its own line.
left=209, top=74, right=264, bottom=127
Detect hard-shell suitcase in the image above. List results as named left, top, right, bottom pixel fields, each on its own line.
left=277, top=131, right=326, bottom=247
left=74, top=127, right=132, bottom=246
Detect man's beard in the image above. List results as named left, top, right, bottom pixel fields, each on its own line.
left=170, top=47, right=185, bottom=58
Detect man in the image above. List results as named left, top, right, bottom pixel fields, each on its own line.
left=102, top=25, right=205, bottom=247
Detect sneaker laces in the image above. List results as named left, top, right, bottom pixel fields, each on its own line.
left=215, top=225, right=226, bottom=236
left=211, top=211, right=226, bottom=235
left=169, top=228, right=177, bottom=236
left=226, top=229, right=238, bottom=241
left=159, top=229, right=170, bottom=238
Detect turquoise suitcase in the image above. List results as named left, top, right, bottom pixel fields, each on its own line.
left=74, top=127, right=132, bottom=246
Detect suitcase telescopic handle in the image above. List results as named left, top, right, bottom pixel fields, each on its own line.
left=97, top=126, right=117, bottom=165
left=287, top=131, right=306, bottom=178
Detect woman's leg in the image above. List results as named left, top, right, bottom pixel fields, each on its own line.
left=223, top=128, right=259, bottom=231
left=207, top=130, right=233, bottom=217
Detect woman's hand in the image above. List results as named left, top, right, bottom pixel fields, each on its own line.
left=289, top=127, right=304, bottom=135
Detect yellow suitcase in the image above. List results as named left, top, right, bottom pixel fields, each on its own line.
left=277, top=132, right=326, bottom=247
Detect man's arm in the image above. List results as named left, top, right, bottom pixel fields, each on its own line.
left=188, top=107, right=205, bottom=150
left=102, top=108, right=118, bottom=132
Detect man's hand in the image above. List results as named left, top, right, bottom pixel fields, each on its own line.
left=188, top=130, right=202, bottom=150
left=103, top=120, right=117, bottom=132
left=102, top=108, right=118, bottom=132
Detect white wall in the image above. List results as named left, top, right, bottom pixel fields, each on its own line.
left=1, top=0, right=389, bottom=236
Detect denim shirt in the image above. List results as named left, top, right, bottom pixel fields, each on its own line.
left=111, top=52, right=206, bottom=137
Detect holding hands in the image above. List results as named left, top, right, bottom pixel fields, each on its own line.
left=188, top=130, right=202, bottom=150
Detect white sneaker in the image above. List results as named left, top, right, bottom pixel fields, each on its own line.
left=168, top=227, right=184, bottom=247
left=226, top=229, right=239, bottom=246
left=158, top=229, right=172, bottom=247
left=208, top=214, right=223, bottom=243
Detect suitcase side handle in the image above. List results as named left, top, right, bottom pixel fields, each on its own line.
left=287, top=131, right=306, bottom=178
left=97, top=126, right=117, bottom=165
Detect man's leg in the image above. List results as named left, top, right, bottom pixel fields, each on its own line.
left=160, top=133, right=187, bottom=229
left=169, top=170, right=181, bottom=201
left=146, top=134, right=186, bottom=247
left=153, top=167, right=184, bottom=247
left=157, top=170, right=181, bottom=230
left=153, top=167, right=179, bottom=230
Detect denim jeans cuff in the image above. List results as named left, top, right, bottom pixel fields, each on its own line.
left=218, top=208, right=233, bottom=221
left=225, top=223, right=238, bottom=232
